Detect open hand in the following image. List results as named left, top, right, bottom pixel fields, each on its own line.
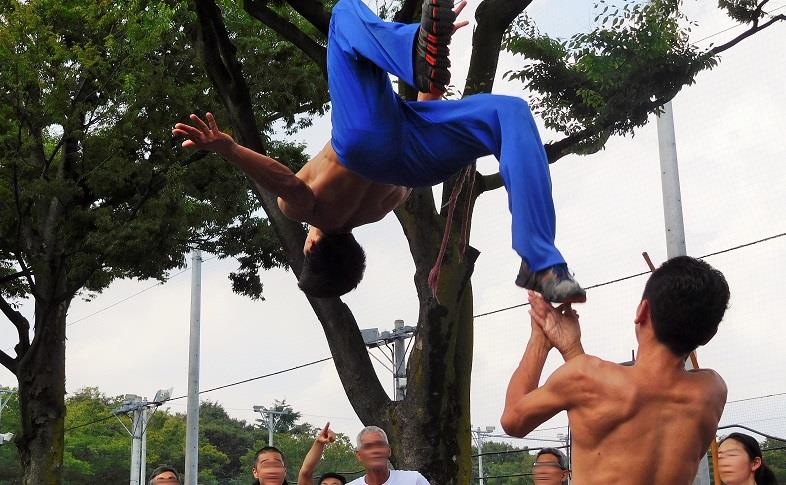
left=453, top=1, right=469, bottom=33
left=316, top=422, right=336, bottom=445
left=528, top=290, right=583, bottom=359
left=172, top=112, right=235, bottom=154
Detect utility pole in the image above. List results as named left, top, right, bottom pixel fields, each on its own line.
left=185, top=249, right=202, bottom=485
left=113, top=389, right=171, bottom=485
left=471, top=426, right=495, bottom=485
left=361, top=320, right=416, bottom=400
left=253, top=406, right=288, bottom=446
left=656, top=93, right=711, bottom=485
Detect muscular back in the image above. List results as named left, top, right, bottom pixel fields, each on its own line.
left=567, top=356, right=726, bottom=485
left=280, top=142, right=411, bottom=232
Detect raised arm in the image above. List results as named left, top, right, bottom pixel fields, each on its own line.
left=173, top=113, right=315, bottom=219
left=297, top=422, right=336, bottom=485
left=500, top=291, right=585, bottom=437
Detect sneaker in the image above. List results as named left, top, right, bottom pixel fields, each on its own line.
left=414, top=0, right=456, bottom=95
left=515, top=261, right=587, bottom=303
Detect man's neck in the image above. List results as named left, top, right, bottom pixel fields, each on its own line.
left=364, top=467, right=391, bottom=485
left=633, top=341, right=688, bottom=375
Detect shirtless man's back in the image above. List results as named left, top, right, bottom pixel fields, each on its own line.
left=502, top=256, right=730, bottom=485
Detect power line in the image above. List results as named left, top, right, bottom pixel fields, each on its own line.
left=66, top=255, right=218, bottom=328
left=472, top=231, right=786, bottom=320
left=693, top=3, right=786, bottom=44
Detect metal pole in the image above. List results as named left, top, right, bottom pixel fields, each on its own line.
left=184, top=249, right=202, bottom=485
left=268, top=409, right=274, bottom=446
left=140, top=406, right=149, bottom=483
left=130, top=404, right=142, bottom=485
left=393, top=319, right=406, bottom=400
left=472, top=428, right=485, bottom=485
left=657, top=103, right=710, bottom=485
left=656, top=102, right=687, bottom=259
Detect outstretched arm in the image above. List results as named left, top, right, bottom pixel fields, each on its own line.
left=297, top=422, right=336, bottom=484
left=173, top=113, right=315, bottom=219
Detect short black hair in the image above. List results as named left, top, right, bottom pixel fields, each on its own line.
left=318, top=472, right=347, bottom=484
left=642, top=256, right=730, bottom=357
left=298, top=233, right=366, bottom=298
left=252, top=446, right=289, bottom=485
left=149, top=465, right=180, bottom=484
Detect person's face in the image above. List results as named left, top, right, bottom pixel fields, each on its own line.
left=355, top=432, right=391, bottom=470
left=252, top=451, right=287, bottom=484
left=718, top=439, right=761, bottom=485
left=150, top=471, right=179, bottom=484
left=320, top=479, right=343, bottom=485
left=532, top=453, right=569, bottom=484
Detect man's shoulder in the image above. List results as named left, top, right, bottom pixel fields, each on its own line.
left=687, top=367, right=727, bottom=399
left=390, top=470, right=428, bottom=483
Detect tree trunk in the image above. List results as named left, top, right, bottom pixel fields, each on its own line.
left=16, top=295, right=69, bottom=485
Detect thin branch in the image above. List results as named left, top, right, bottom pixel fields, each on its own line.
left=0, top=269, right=30, bottom=285
left=478, top=172, right=504, bottom=193
left=707, top=14, right=785, bottom=57
left=262, top=100, right=325, bottom=124
left=244, top=0, right=327, bottom=76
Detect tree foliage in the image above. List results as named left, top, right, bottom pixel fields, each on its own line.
left=0, top=387, right=360, bottom=484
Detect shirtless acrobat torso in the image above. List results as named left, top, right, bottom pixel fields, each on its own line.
left=501, top=256, right=730, bottom=485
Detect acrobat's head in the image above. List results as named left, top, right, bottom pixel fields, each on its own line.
left=636, top=256, right=730, bottom=357
left=298, top=231, right=366, bottom=298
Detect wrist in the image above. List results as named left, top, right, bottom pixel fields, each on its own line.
left=529, top=332, right=552, bottom=353
left=217, top=140, right=238, bottom=158
left=560, top=342, right=585, bottom=361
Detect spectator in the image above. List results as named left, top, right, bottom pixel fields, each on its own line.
left=532, top=448, right=570, bottom=485
left=252, top=446, right=289, bottom=485
left=148, top=465, right=180, bottom=485
left=346, top=426, right=428, bottom=485
left=297, top=422, right=347, bottom=485
left=718, top=432, right=778, bottom=485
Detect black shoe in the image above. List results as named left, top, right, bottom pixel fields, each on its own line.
left=414, top=0, right=455, bottom=95
left=516, top=261, right=587, bottom=303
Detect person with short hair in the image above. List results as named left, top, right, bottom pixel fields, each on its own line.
left=173, top=0, right=586, bottom=303
left=532, top=448, right=570, bottom=485
left=148, top=465, right=181, bottom=485
left=297, top=422, right=347, bottom=485
left=345, top=426, right=428, bottom=485
left=718, top=432, right=779, bottom=485
left=502, top=256, right=730, bottom=484
left=252, top=446, right=289, bottom=485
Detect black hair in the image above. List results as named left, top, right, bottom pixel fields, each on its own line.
left=318, top=472, right=347, bottom=484
left=720, top=433, right=778, bottom=485
left=148, top=465, right=180, bottom=485
left=642, top=256, right=729, bottom=357
left=252, top=446, right=289, bottom=485
left=297, top=233, right=366, bottom=298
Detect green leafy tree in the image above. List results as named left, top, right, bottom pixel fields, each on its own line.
left=187, top=0, right=785, bottom=482
left=0, top=0, right=326, bottom=482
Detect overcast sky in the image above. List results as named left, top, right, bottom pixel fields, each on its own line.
left=2, top=0, right=786, bottom=453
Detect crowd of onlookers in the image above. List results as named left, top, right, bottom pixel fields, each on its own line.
left=146, top=426, right=777, bottom=485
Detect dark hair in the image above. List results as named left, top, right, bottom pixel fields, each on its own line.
left=297, top=233, right=366, bottom=298
left=642, top=256, right=729, bottom=356
left=719, top=433, right=778, bottom=485
left=318, top=472, right=347, bottom=484
left=253, top=446, right=289, bottom=485
left=536, top=447, right=568, bottom=470
left=149, top=465, right=180, bottom=485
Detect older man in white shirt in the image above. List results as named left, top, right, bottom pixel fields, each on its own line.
left=346, top=426, right=429, bottom=485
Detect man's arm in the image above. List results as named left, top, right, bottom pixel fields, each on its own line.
left=173, top=113, right=315, bottom=218
left=501, top=291, right=587, bottom=437
left=297, top=423, right=336, bottom=484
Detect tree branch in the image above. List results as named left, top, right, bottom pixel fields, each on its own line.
left=464, top=0, right=534, bottom=95
left=707, top=14, right=785, bottom=57
left=0, top=349, right=17, bottom=375
left=477, top=172, right=503, bottom=193
left=0, top=294, right=30, bottom=368
left=0, top=269, right=30, bottom=286
left=393, top=0, right=420, bottom=23
left=284, top=0, right=332, bottom=36
left=244, top=0, right=327, bottom=76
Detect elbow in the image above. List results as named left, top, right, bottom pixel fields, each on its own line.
left=500, top=411, right=526, bottom=438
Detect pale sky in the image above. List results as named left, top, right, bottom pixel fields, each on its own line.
left=2, top=0, right=786, bottom=452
